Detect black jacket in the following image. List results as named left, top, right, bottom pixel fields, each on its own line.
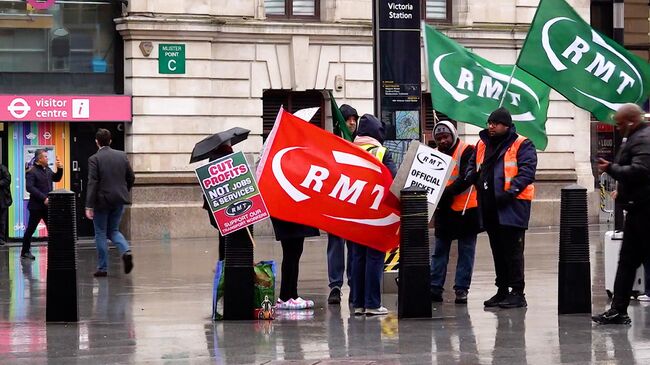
left=86, top=146, right=135, bottom=211
left=0, top=164, right=11, bottom=208
left=434, top=140, right=480, bottom=239
left=355, top=114, right=397, bottom=177
left=607, top=123, right=650, bottom=211
left=466, top=126, right=537, bottom=229
left=271, top=217, right=320, bottom=242
left=26, top=164, right=63, bottom=210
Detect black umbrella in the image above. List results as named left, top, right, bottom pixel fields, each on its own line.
left=189, top=127, right=251, bottom=163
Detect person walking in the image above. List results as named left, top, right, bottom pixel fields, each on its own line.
left=466, top=107, right=537, bottom=309
left=85, top=128, right=135, bottom=277
left=327, top=103, right=358, bottom=305
left=593, top=104, right=650, bottom=325
left=429, top=121, right=480, bottom=304
left=22, top=149, right=63, bottom=260
left=349, top=114, right=397, bottom=316
left=0, top=163, right=12, bottom=246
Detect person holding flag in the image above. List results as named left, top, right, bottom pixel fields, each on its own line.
left=430, top=121, right=480, bottom=304
left=349, top=113, right=397, bottom=316
left=327, top=101, right=359, bottom=305
left=466, top=107, right=537, bottom=309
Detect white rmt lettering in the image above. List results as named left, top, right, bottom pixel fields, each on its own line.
left=508, top=92, right=521, bottom=106
left=561, top=36, right=590, bottom=64
left=617, top=71, right=635, bottom=94
left=456, top=67, right=474, bottom=92
left=370, top=185, right=385, bottom=210
left=478, top=76, right=503, bottom=100
left=299, top=165, right=330, bottom=192
left=328, top=175, right=368, bottom=204
left=585, top=53, right=616, bottom=82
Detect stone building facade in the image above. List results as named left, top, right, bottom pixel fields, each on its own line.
left=116, top=0, right=606, bottom=239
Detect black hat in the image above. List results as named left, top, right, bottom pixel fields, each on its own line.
left=488, top=107, right=512, bottom=126
left=340, top=104, right=359, bottom=121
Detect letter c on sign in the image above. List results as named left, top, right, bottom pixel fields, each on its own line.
left=168, top=60, right=176, bottom=71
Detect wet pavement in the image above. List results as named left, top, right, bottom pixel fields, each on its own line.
left=1, top=226, right=649, bottom=364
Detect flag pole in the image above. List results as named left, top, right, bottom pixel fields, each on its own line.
left=461, top=185, right=474, bottom=216
left=498, top=65, right=518, bottom=108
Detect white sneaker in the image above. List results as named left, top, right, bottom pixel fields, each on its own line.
left=365, top=306, right=388, bottom=316
left=353, top=307, right=365, bottom=316
left=638, top=294, right=650, bottom=302
left=294, top=297, right=315, bottom=309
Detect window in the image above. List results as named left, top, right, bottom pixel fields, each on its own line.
left=422, top=93, right=454, bottom=146
left=262, top=90, right=325, bottom=140
left=0, top=0, right=116, bottom=73
left=421, top=0, right=451, bottom=23
left=264, top=0, right=320, bottom=19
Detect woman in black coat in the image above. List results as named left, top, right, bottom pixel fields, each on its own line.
left=271, top=217, right=319, bottom=306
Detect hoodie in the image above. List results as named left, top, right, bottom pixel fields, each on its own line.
left=354, top=114, right=397, bottom=177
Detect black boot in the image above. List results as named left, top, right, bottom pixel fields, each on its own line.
left=498, top=291, right=527, bottom=309
left=483, top=288, right=509, bottom=307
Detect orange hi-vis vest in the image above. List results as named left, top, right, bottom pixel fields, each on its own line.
left=475, top=136, right=535, bottom=201
left=445, top=141, right=478, bottom=211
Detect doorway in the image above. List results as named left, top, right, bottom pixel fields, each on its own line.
left=69, top=122, right=125, bottom=238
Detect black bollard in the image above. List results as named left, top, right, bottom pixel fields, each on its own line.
left=558, top=184, right=591, bottom=314
left=398, top=187, right=432, bottom=319
left=223, top=227, right=254, bottom=320
left=46, top=189, right=78, bottom=322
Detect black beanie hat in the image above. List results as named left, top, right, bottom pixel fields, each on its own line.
left=488, top=107, right=512, bottom=126
left=340, top=104, right=359, bottom=121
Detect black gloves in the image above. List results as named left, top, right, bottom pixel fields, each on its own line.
left=496, top=190, right=516, bottom=206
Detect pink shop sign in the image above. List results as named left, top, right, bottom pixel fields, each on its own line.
left=0, top=95, right=132, bottom=122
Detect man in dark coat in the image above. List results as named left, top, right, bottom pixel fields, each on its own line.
left=0, top=164, right=12, bottom=246
left=593, top=104, right=650, bottom=325
left=85, top=128, right=135, bottom=277
left=22, top=149, right=63, bottom=259
left=430, top=121, right=480, bottom=304
left=466, top=107, right=537, bottom=309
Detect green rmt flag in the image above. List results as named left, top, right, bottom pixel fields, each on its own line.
left=423, top=24, right=551, bottom=150
left=328, top=91, right=353, bottom=142
left=518, top=0, right=650, bottom=123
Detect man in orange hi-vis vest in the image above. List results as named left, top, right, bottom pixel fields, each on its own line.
left=430, top=121, right=480, bottom=305
left=466, top=107, right=537, bottom=309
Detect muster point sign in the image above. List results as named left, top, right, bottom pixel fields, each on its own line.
left=159, top=44, right=186, bottom=74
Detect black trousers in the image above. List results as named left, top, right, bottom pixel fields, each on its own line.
left=486, top=225, right=526, bottom=292
left=612, top=209, right=650, bottom=314
left=22, top=208, right=48, bottom=254
left=0, top=206, right=7, bottom=242
left=279, top=238, right=305, bottom=301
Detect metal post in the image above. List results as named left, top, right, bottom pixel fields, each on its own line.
left=558, top=184, right=591, bottom=314
left=612, top=0, right=625, bottom=231
left=46, top=189, right=79, bottom=322
left=398, top=186, right=432, bottom=319
left=222, top=227, right=254, bottom=320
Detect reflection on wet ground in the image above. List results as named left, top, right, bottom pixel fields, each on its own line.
left=0, top=227, right=649, bottom=364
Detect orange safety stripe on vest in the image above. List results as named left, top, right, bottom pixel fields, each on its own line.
left=475, top=136, right=534, bottom=201
left=445, top=141, right=478, bottom=211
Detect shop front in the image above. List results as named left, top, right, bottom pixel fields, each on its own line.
left=0, top=95, right=131, bottom=240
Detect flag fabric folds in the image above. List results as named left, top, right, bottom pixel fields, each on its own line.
left=329, top=91, right=354, bottom=142
left=424, top=24, right=551, bottom=150
left=517, top=0, right=650, bottom=123
left=257, top=108, right=401, bottom=252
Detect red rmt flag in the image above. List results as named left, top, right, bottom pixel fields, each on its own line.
left=257, top=108, right=400, bottom=252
